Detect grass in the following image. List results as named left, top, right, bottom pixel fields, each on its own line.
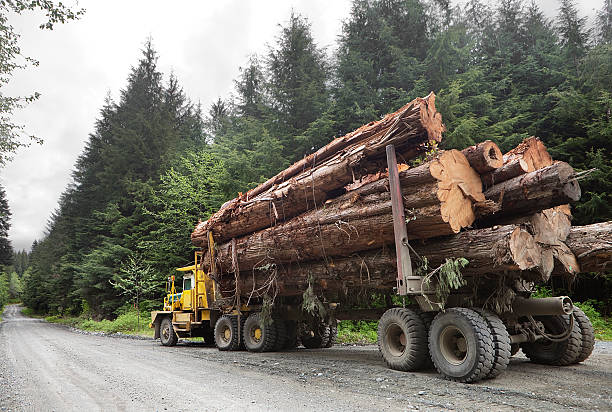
left=37, top=310, right=154, bottom=337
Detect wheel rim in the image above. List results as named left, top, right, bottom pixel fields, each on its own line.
left=250, top=326, right=262, bottom=343
left=385, top=323, right=406, bottom=357
left=222, top=326, right=231, bottom=343
left=439, top=325, right=467, bottom=365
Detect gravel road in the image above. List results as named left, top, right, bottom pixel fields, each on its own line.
left=1, top=304, right=610, bottom=412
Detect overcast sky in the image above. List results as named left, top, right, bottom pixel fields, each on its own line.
left=1, top=0, right=602, bottom=251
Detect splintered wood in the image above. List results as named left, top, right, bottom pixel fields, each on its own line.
left=192, top=93, right=445, bottom=250
left=192, top=108, right=610, bottom=297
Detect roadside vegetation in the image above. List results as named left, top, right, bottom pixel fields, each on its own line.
left=23, top=305, right=155, bottom=337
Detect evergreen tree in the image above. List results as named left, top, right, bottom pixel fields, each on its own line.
left=0, top=184, right=13, bottom=266
left=266, top=12, right=329, bottom=158
left=556, top=0, right=591, bottom=67
left=597, top=0, right=612, bottom=44
left=234, top=55, right=267, bottom=119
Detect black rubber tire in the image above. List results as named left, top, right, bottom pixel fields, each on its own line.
left=429, top=308, right=494, bottom=383
left=214, top=315, right=240, bottom=351
left=243, top=313, right=277, bottom=352
left=474, top=309, right=511, bottom=379
left=377, top=308, right=428, bottom=372
left=414, top=309, right=436, bottom=369
left=572, top=307, right=595, bottom=363
left=273, top=318, right=288, bottom=351
left=160, top=317, right=178, bottom=347
left=324, top=323, right=338, bottom=348
left=283, top=320, right=299, bottom=349
left=301, top=324, right=330, bottom=349
left=521, top=314, right=581, bottom=366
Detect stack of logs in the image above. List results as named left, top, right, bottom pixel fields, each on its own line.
left=191, top=93, right=611, bottom=299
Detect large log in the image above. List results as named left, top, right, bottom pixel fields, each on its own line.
left=482, top=162, right=581, bottom=220
left=461, top=140, right=503, bottom=174
left=562, top=222, right=612, bottom=273
left=208, top=150, right=485, bottom=274
left=192, top=93, right=445, bottom=249
left=217, top=224, right=553, bottom=297
left=481, top=137, right=552, bottom=188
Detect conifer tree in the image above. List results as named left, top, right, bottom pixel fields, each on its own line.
left=0, top=184, right=13, bottom=266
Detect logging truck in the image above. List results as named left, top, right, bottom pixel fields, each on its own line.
left=150, top=95, right=601, bottom=383
left=150, top=144, right=595, bottom=383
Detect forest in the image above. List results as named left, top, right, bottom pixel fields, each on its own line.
left=1, top=0, right=610, bottom=320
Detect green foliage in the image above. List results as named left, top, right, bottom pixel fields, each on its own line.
left=0, top=184, right=13, bottom=265
left=0, top=1, right=83, bottom=165
left=574, top=300, right=612, bottom=341
left=337, top=320, right=378, bottom=344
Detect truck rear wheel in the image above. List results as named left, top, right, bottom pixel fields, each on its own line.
left=215, top=315, right=240, bottom=351
left=160, top=317, right=178, bottom=347
left=572, top=307, right=595, bottom=363
left=378, top=308, right=428, bottom=372
left=273, top=318, right=288, bottom=351
left=243, top=313, right=277, bottom=352
left=429, top=308, right=494, bottom=383
left=301, top=323, right=329, bottom=349
left=473, top=309, right=511, bottom=379
left=521, top=314, right=581, bottom=365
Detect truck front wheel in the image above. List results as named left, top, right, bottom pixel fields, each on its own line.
left=160, top=317, right=178, bottom=347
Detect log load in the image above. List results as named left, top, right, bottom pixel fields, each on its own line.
left=218, top=220, right=587, bottom=296
left=192, top=93, right=445, bottom=250
left=207, top=150, right=485, bottom=274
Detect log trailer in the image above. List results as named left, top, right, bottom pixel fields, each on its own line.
left=151, top=143, right=595, bottom=383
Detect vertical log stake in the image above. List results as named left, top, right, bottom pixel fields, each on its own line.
left=386, top=144, right=413, bottom=295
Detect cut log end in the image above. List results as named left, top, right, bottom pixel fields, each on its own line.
left=461, top=140, right=503, bottom=174
left=431, top=150, right=485, bottom=233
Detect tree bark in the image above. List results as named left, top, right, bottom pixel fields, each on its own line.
left=206, top=150, right=484, bottom=273
left=562, top=222, right=612, bottom=274
left=481, top=158, right=529, bottom=188
left=217, top=224, right=550, bottom=296
left=481, top=162, right=580, bottom=220
left=192, top=93, right=445, bottom=249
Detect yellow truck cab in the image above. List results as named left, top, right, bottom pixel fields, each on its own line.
left=150, top=252, right=220, bottom=345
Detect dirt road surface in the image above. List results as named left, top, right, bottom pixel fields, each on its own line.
left=1, top=304, right=610, bottom=411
